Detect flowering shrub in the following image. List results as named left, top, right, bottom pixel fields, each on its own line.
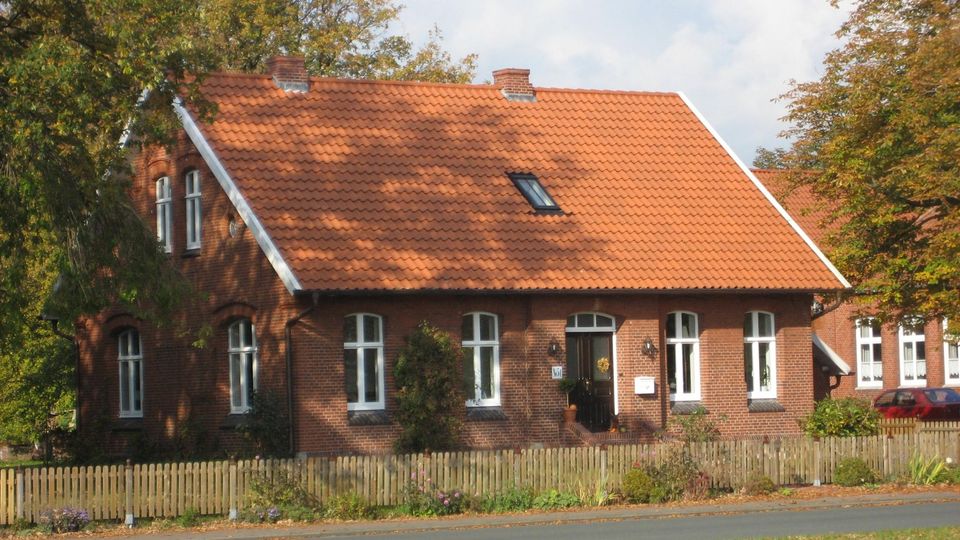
left=399, top=469, right=465, bottom=516
left=38, top=507, right=90, bottom=532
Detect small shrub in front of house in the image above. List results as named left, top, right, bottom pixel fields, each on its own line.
left=622, top=467, right=656, bottom=503
left=833, top=457, right=878, bottom=487
left=532, top=489, right=581, bottom=510
left=667, top=406, right=726, bottom=443
left=325, top=492, right=376, bottom=520
left=38, top=507, right=90, bottom=533
left=620, top=449, right=704, bottom=504
left=802, top=397, right=880, bottom=438
left=236, top=390, right=291, bottom=457
left=240, top=505, right=282, bottom=524
left=471, top=487, right=535, bottom=513
left=245, top=468, right=322, bottom=522
left=398, top=469, right=465, bottom=517
left=939, top=460, right=960, bottom=484
left=741, top=474, right=777, bottom=495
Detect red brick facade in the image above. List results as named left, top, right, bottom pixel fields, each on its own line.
left=74, top=135, right=823, bottom=457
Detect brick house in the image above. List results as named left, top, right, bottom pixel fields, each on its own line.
left=753, top=169, right=960, bottom=402
left=76, top=58, right=849, bottom=457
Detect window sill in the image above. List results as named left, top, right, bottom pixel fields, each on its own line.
left=112, top=418, right=144, bottom=432
left=670, top=401, right=705, bottom=415
left=220, top=413, right=249, bottom=430
left=348, top=410, right=391, bottom=426
left=898, top=382, right=927, bottom=388
left=856, top=384, right=883, bottom=390
left=181, top=248, right=201, bottom=259
left=466, top=407, right=508, bottom=422
left=747, top=399, right=785, bottom=413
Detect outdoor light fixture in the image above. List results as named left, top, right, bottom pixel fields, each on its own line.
left=547, top=338, right=561, bottom=357
left=641, top=338, right=656, bottom=356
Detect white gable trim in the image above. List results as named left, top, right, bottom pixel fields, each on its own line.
left=173, top=99, right=303, bottom=294
left=676, top=92, right=851, bottom=289
left=812, top=332, right=851, bottom=375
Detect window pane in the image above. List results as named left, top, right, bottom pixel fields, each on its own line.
left=120, top=362, right=130, bottom=412
left=480, top=347, right=494, bottom=399
left=743, top=313, right=754, bottom=337
left=344, top=349, right=358, bottom=403
left=229, top=324, right=239, bottom=349
left=363, top=315, right=379, bottom=343
left=666, top=313, right=677, bottom=339
left=667, top=346, right=677, bottom=393
left=744, top=344, right=754, bottom=392
left=903, top=343, right=914, bottom=362
left=681, top=313, right=696, bottom=339
left=463, top=347, right=475, bottom=398
left=230, top=353, right=242, bottom=408
left=591, top=336, right=611, bottom=381
left=241, top=321, right=254, bottom=347
left=682, top=343, right=694, bottom=393
left=131, top=333, right=140, bottom=356
left=119, top=333, right=129, bottom=357
left=133, top=361, right=142, bottom=411
left=596, top=315, right=613, bottom=327
left=479, top=314, right=496, bottom=341
left=363, top=348, right=378, bottom=402
left=344, top=316, right=358, bottom=343
left=759, top=342, right=771, bottom=391
left=916, top=341, right=925, bottom=361
left=566, top=315, right=576, bottom=327
left=758, top=313, right=773, bottom=337
left=461, top=315, right=474, bottom=341
left=245, top=352, right=255, bottom=401
left=564, top=337, right=578, bottom=379
left=577, top=314, right=593, bottom=328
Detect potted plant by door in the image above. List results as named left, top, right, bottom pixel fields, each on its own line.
left=558, top=378, right=578, bottom=423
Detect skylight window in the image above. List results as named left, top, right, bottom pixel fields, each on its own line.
left=508, top=173, right=561, bottom=212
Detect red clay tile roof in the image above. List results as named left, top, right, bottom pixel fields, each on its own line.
left=187, top=73, right=848, bottom=293
left=752, top=169, right=837, bottom=247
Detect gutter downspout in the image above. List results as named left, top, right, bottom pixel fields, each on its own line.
left=285, top=292, right=319, bottom=456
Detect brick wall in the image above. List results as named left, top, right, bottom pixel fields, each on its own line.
left=76, top=135, right=818, bottom=457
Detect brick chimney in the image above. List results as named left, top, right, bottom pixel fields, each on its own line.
left=493, top=68, right=535, bottom=102
left=267, top=56, right=309, bottom=93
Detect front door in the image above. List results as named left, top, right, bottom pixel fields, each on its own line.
left=566, top=333, right=614, bottom=431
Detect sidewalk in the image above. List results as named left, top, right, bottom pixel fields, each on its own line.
left=117, top=490, right=960, bottom=540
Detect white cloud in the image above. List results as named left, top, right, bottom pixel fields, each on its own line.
left=396, top=0, right=851, bottom=161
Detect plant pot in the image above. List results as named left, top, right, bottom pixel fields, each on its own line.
left=562, top=406, right=577, bottom=424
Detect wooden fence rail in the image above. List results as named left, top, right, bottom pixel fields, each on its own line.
left=2, top=424, right=959, bottom=526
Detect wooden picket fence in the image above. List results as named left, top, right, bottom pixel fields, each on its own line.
left=2, top=425, right=959, bottom=526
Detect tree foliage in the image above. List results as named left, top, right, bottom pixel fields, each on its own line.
left=393, top=321, right=462, bottom=453
left=776, top=0, right=960, bottom=325
left=801, top=397, right=880, bottom=438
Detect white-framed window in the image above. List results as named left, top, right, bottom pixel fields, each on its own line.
left=228, top=319, right=258, bottom=413
left=898, top=318, right=926, bottom=387
left=565, top=312, right=616, bottom=332
left=945, top=319, right=959, bottom=386
left=856, top=318, right=883, bottom=388
left=344, top=313, right=385, bottom=411
left=744, top=311, right=776, bottom=399
left=666, top=311, right=700, bottom=401
left=185, top=170, right=201, bottom=250
left=462, top=312, right=501, bottom=407
left=155, top=176, right=172, bottom=253
left=118, top=329, right=144, bottom=418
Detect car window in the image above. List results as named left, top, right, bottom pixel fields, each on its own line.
left=924, top=388, right=960, bottom=403
left=895, top=391, right=917, bottom=406
left=875, top=392, right=896, bottom=406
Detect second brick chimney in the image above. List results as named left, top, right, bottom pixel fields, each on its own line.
left=493, top=68, right=535, bottom=102
left=267, top=56, right=309, bottom=93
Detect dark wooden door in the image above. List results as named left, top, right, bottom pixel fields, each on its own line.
left=566, top=333, right=614, bottom=431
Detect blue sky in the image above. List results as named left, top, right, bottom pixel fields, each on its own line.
left=395, top=0, right=851, bottom=164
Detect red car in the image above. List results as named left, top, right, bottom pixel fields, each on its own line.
left=873, top=387, right=960, bottom=420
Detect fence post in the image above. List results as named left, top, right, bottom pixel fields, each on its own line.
left=228, top=457, right=238, bottom=521
left=124, top=460, right=134, bottom=527
left=812, top=437, right=821, bottom=487
left=14, top=467, right=24, bottom=521
left=600, top=445, right=607, bottom=483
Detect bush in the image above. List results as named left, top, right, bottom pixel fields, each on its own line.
left=802, top=398, right=880, bottom=438
left=247, top=468, right=318, bottom=509
left=649, top=449, right=702, bottom=503
left=394, top=322, right=463, bottom=453
left=236, top=391, right=291, bottom=457
left=834, top=457, right=878, bottom=486
left=240, top=505, right=282, bottom=523
left=939, top=464, right=960, bottom=484
left=532, top=489, right=580, bottom=510
left=622, top=468, right=656, bottom=503
left=325, top=493, right=375, bottom=520
left=473, top=487, right=535, bottom=513
left=741, top=474, right=777, bottom=495
left=668, top=406, right=725, bottom=443
left=907, top=452, right=946, bottom=485
left=38, top=507, right=90, bottom=533
left=174, top=506, right=201, bottom=527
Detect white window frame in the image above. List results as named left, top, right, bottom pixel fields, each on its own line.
left=744, top=311, right=777, bottom=400
left=185, top=170, right=202, bottom=250
left=155, top=176, right=172, bottom=253
left=856, top=318, right=883, bottom=389
left=344, top=313, right=385, bottom=411
left=118, top=329, right=144, bottom=418
left=898, top=318, right=926, bottom=388
left=666, top=311, right=701, bottom=402
left=462, top=312, right=501, bottom=407
left=228, top=319, right=258, bottom=414
left=944, top=319, right=959, bottom=386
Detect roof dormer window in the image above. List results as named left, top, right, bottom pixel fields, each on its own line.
left=508, top=172, right=561, bottom=213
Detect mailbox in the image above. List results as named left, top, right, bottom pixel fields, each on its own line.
left=634, top=376, right=655, bottom=395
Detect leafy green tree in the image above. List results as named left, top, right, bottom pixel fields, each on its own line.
left=394, top=321, right=462, bottom=453
left=776, top=0, right=960, bottom=325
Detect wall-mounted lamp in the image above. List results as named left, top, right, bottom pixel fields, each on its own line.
left=641, top=338, right=656, bottom=356
left=547, top=338, right=562, bottom=357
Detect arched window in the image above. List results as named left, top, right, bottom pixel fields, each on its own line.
left=185, top=170, right=202, bottom=250
left=228, top=319, right=258, bottom=413
left=155, top=176, right=172, bottom=253
left=666, top=311, right=700, bottom=401
left=744, top=311, right=776, bottom=399
left=898, top=317, right=926, bottom=387
left=462, top=312, right=500, bottom=407
left=118, top=329, right=144, bottom=417
left=856, top=318, right=883, bottom=388
left=344, top=313, right=384, bottom=410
